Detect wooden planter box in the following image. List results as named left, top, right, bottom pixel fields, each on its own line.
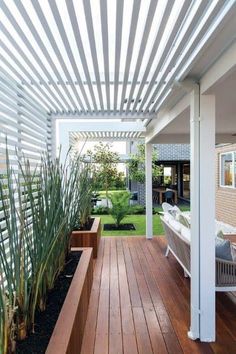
left=70, top=217, right=101, bottom=259
left=46, top=247, right=93, bottom=354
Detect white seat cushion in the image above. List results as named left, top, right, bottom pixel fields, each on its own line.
left=181, top=225, right=191, bottom=243
left=169, top=218, right=182, bottom=233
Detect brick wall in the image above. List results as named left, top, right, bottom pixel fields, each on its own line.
left=216, top=144, right=236, bottom=227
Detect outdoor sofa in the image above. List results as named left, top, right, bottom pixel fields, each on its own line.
left=161, top=214, right=236, bottom=292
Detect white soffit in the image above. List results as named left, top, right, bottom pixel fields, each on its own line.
left=1, top=0, right=236, bottom=120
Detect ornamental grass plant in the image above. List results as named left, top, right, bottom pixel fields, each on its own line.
left=108, top=191, right=131, bottom=227
left=0, top=146, right=89, bottom=353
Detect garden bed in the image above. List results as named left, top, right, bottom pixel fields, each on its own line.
left=71, top=217, right=101, bottom=258
left=104, top=223, right=136, bottom=231
left=16, top=248, right=93, bottom=354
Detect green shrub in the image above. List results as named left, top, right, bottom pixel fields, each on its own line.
left=91, top=205, right=109, bottom=215
left=109, top=191, right=130, bottom=227
left=128, top=204, right=145, bottom=214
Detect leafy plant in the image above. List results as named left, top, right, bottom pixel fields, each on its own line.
left=91, top=205, right=109, bottom=215
left=109, top=191, right=131, bottom=227
left=128, top=204, right=145, bottom=215
left=74, top=163, right=94, bottom=230
left=128, top=142, right=163, bottom=183
left=87, top=142, right=120, bottom=207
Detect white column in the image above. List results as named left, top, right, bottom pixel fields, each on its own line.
left=189, top=85, right=200, bottom=340
left=199, top=94, right=215, bottom=341
left=189, top=87, right=215, bottom=342
left=145, top=142, right=153, bottom=239
left=56, top=120, right=70, bottom=164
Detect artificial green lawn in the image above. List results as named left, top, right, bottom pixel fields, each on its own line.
left=98, top=214, right=164, bottom=236
left=96, top=204, right=190, bottom=236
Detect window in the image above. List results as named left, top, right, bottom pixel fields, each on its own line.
left=220, top=152, right=236, bottom=188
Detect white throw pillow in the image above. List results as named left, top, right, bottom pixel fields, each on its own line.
left=181, top=225, right=191, bottom=243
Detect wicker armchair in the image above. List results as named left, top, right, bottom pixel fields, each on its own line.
left=161, top=217, right=236, bottom=292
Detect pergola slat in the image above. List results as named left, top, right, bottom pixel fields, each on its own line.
left=113, top=0, right=124, bottom=112
left=49, top=0, right=91, bottom=113
left=83, top=0, right=104, bottom=112
left=14, top=0, right=77, bottom=112
left=119, top=0, right=141, bottom=114
left=137, top=0, right=194, bottom=114
left=66, top=0, right=98, bottom=111
left=0, top=0, right=234, bottom=123
left=32, top=0, right=85, bottom=112
left=151, top=1, right=232, bottom=113
left=129, top=0, right=174, bottom=114
left=0, top=24, right=63, bottom=112
left=1, top=1, right=69, bottom=112
left=100, top=0, right=110, bottom=111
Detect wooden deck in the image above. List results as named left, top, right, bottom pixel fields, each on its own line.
left=81, top=237, right=236, bottom=354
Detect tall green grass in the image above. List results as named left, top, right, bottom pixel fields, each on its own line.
left=0, top=147, right=90, bottom=352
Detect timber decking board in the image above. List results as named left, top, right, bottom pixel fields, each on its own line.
left=81, top=237, right=236, bottom=354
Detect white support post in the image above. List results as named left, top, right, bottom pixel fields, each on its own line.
left=56, top=120, right=70, bottom=164
left=189, top=85, right=200, bottom=341
left=199, top=94, right=215, bottom=342
left=145, top=142, right=153, bottom=239
left=189, top=86, right=216, bottom=342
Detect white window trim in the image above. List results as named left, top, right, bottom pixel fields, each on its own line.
left=219, top=151, right=236, bottom=189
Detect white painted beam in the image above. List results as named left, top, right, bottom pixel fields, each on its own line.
left=51, top=113, right=155, bottom=120
left=201, top=40, right=236, bottom=94
left=56, top=120, right=146, bottom=132
left=145, top=94, right=190, bottom=143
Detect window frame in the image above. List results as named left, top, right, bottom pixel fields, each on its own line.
left=219, top=151, right=236, bottom=188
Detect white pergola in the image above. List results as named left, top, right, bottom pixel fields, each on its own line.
left=1, top=0, right=236, bottom=344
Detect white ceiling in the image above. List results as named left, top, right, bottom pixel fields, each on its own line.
left=155, top=67, right=236, bottom=140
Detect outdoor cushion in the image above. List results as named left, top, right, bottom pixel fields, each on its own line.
left=181, top=225, right=191, bottom=243
left=164, top=212, right=173, bottom=223
left=215, top=238, right=233, bottom=261
left=169, top=218, right=182, bottom=233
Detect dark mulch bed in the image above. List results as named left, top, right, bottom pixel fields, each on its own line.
left=104, top=223, right=136, bottom=231
left=16, top=251, right=82, bottom=354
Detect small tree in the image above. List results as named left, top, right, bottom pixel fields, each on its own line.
left=109, top=191, right=130, bottom=227
left=87, top=142, right=120, bottom=206
left=128, top=142, right=162, bottom=183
